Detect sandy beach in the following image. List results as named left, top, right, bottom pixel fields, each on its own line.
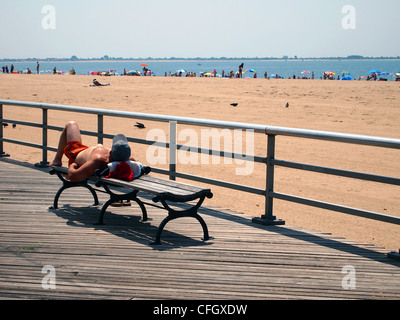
left=1, top=74, right=399, bottom=250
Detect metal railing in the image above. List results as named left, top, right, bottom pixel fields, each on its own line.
left=1, top=99, right=400, bottom=227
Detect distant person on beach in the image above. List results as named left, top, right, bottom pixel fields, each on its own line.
left=10, top=64, right=14, bottom=73
left=50, top=121, right=136, bottom=182
left=53, top=67, right=57, bottom=74
left=37, top=62, right=40, bottom=74
left=92, top=79, right=110, bottom=86
left=238, top=63, right=244, bottom=78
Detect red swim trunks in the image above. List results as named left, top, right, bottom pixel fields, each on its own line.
left=64, top=141, right=89, bottom=166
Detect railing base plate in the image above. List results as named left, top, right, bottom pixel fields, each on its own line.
left=252, top=216, right=285, bottom=226
left=35, top=161, right=49, bottom=168
left=387, top=250, right=400, bottom=261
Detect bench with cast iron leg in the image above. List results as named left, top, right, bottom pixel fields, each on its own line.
left=49, top=166, right=213, bottom=245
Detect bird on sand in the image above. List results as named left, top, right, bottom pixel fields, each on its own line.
left=134, top=122, right=145, bottom=129
left=285, top=102, right=289, bottom=108
left=230, top=103, right=238, bottom=107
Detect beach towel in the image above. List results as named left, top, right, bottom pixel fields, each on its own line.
left=105, top=160, right=145, bottom=181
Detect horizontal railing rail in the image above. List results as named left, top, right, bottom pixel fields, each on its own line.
left=1, top=99, right=400, bottom=229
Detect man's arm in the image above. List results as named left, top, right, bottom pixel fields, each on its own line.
left=67, top=159, right=106, bottom=182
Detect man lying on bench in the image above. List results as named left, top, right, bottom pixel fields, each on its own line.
left=51, top=121, right=135, bottom=180
left=50, top=121, right=212, bottom=245
left=51, top=121, right=147, bottom=204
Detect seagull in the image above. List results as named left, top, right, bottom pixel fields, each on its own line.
left=230, top=103, right=238, bottom=107
left=134, top=122, right=145, bottom=129
left=12, top=123, right=16, bottom=128
left=285, top=102, right=289, bottom=108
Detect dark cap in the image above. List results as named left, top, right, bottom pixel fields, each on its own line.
left=111, top=134, right=131, bottom=161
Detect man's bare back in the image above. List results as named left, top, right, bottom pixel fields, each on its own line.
left=51, top=121, right=133, bottom=182
left=66, top=145, right=110, bottom=182
left=74, top=144, right=110, bottom=167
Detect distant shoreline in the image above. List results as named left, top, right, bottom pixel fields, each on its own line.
left=1, top=57, right=400, bottom=63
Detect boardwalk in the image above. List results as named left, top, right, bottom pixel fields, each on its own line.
left=0, top=159, right=399, bottom=300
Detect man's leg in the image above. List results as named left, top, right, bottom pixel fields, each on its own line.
left=51, top=121, right=82, bottom=166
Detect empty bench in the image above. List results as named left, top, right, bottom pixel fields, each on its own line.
left=49, top=166, right=213, bottom=244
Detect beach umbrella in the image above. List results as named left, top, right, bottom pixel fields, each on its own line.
left=301, top=71, right=311, bottom=74
left=396, top=73, right=400, bottom=76
left=341, top=75, right=353, bottom=80
left=380, top=72, right=390, bottom=75
left=245, top=69, right=256, bottom=73
left=176, top=69, right=187, bottom=73
left=369, top=69, right=380, bottom=74
left=140, top=63, right=148, bottom=66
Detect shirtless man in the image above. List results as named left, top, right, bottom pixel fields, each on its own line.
left=51, top=121, right=134, bottom=182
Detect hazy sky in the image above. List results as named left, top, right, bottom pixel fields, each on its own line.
left=1, top=0, right=399, bottom=59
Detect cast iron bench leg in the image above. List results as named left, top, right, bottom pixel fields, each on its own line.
left=96, top=184, right=147, bottom=225
left=151, top=194, right=210, bottom=245
left=49, top=171, right=99, bottom=209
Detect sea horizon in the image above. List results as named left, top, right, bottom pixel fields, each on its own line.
left=2, top=58, right=399, bottom=80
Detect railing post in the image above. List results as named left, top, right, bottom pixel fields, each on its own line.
left=35, top=108, right=49, bottom=167
left=0, top=104, right=10, bottom=157
left=252, top=134, right=285, bottom=226
left=97, top=114, right=103, bottom=145
left=169, top=120, right=177, bottom=180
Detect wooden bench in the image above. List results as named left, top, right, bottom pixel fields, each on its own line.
left=49, top=166, right=213, bottom=245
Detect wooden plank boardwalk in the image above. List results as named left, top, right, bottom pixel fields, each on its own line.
left=0, top=159, right=399, bottom=300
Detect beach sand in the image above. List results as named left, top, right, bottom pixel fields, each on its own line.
left=1, top=74, right=399, bottom=250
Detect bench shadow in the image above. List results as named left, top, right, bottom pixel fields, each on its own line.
left=48, top=201, right=213, bottom=251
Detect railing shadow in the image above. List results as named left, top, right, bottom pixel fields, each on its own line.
left=198, top=206, right=400, bottom=268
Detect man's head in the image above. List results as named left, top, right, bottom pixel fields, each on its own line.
left=110, top=134, right=131, bottom=161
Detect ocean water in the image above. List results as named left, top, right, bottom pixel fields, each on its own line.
left=3, top=59, right=400, bottom=80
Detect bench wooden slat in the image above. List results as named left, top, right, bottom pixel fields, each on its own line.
left=140, top=175, right=208, bottom=193
left=100, top=176, right=209, bottom=199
